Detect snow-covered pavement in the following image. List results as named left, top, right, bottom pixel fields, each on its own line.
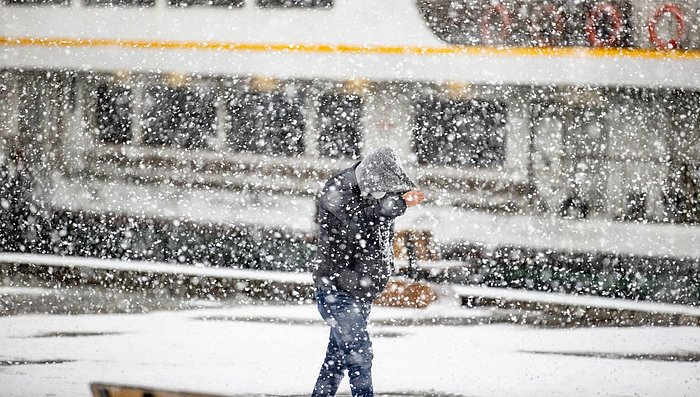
left=1, top=299, right=699, bottom=397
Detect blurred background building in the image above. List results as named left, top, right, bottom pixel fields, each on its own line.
left=1, top=0, right=700, bottom=304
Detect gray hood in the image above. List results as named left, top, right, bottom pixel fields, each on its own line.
left=355, top=147, right=416, bottom=196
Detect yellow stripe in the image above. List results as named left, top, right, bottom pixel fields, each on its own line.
left=2, top=36, right=700, bottom=60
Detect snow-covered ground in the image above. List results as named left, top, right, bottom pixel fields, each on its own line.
left=1, top=294, right=699, bottom=397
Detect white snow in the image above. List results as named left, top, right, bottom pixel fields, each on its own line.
left=0, top=298, right=699, bottom=397
left=50, top=177, right=318, bottom=234
left=451, top=285, right=700, bottom=317
left=48, top=172, right=700, bottom=260
left=397, top=205, right=700, bottom=259
left=0, top=253, right=314, bottom=285
left=0, top=287, right=59, bottom=296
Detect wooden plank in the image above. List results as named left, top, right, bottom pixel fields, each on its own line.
left=90, top=383, right=233, bottom=397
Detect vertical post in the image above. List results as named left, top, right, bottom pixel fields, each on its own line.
left=526, top=101, right=538, bottom=210
left=0, top=71, right=19, bottom=160
left=302, top=84, right=319, bottom=158
left=63, top=73, right=91, bottom=174
left=130, top=74, right=144, bottom=146
left=210, top=80, right=229, bottom=153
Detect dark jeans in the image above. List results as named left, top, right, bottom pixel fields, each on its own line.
left=312, top=287, right=373, bottom=397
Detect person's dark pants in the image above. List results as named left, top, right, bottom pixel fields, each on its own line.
left=312, top=287, right=373, bottom=397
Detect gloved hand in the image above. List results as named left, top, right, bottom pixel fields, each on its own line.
left=402, top=190, right=425, bottom=207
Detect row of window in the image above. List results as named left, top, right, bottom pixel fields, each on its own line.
left=419, top=0, right=700, bottom=49
left=3, top=0, right=330, bottom=7
left=91, top=81, right=507, bottom=168
left=94, top=82, right=367, bottom=159
left=421, top=0, right=636, bottom=47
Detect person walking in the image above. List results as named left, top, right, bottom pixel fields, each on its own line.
left=311, top=147, right=425, bottom=397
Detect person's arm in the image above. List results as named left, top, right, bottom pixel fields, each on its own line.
left=322, top=187, right=424, bottom=225
left=319, top=183, right=365, bottom=238
left=376, top=189, right=425, bottom=218
left=376, top=193, right=407, bottom=219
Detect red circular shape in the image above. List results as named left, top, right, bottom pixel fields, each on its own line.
left=528, top=3, right=566, bottom=46
left=648, top=3, right=686, bottom=50
left=585, top=2, right=623, bottom=47
left=480, top=3, right=512, bottom=44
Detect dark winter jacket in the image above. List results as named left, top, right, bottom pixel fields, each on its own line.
left=313, top=149, right=416, bottom=301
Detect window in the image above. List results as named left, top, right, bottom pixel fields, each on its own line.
left=257, top=0, right=331, bottom=8
left=83, top=0, right=154, bottom=6
left=143, top=85, right=216, bottom=149
left=413, top=96, right=506, bottom=168
left=531, top=104, right=609, bottom=218
left=417, top=0, right=515, bottom=46
left=227, top=91, right=304, bottom=156
left=94, top=82, right=133, bottom=145
left=168, top=0, right=242, bottom=7
left=318, top=93, right=362, bottom=159
left=417, top=0, right=634, bottom=48
left=575, top=0, right=633, bottom=48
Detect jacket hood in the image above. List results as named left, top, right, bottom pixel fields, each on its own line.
left=355, top=147, right=416, bottom=196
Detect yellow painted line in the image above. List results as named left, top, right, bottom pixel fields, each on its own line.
left=2, top=36, right=700, bottom=60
